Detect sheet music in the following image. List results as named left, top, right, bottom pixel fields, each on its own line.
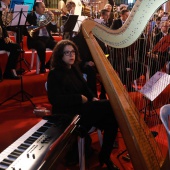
left=73, top=16, right=87, bottom=32
left=10, top=5, right=28, bottom=26
left=139, top=71, right=170, bottom=101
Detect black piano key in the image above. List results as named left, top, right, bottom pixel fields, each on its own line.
left=0, top=161, right=10, bottom=166
left=43, top=122, right=53, bottom=127
left=0, top=167, right=6, bottom=170
left=32, top=132, right=42, bottom=137
left=2, top=159, right=13, bottom=164
left=10, top=151, right=21, bottom=157
left=24, top=139, right=34, bottom=145
left=13, top=149, right=23, bottom=154
left=37, top=126, right=49, bottom=133
left=24, top=137, right=36, bottom=143
left=18, top=143, right=30, bottom=150
left=0, top=165, right=7, bottom=170
left=28, top=136, right=37, bottom=141
left=7, top=154, right=17, bottom=160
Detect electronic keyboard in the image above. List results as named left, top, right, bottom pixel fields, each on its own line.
left=0, top=115, right=79, bottom=170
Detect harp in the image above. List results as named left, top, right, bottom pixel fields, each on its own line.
left=81, top=0, right=170, bottom=169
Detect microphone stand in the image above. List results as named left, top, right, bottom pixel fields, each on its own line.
left=0, top=8, right=35, bottom=107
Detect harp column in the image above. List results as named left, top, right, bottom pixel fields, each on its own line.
left=162, top=1, right=170, bottom=12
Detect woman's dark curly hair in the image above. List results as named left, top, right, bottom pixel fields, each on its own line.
left=51, top=40, right=81, bottom=69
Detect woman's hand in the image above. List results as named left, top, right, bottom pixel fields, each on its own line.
left=81, top=95, right=88, bottom=103
left=92, top=97, right=99, bottom=101
left=4, top=37, right=13, bottom=44
left=85, top=61, right=95, bottom=67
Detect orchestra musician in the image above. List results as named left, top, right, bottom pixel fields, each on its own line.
left=61, top=1, right=76, bottom=24
left=47, top=40, right=119, bottom=170
left=26, top=1, right=58, bottom=73
left=110, top=9, right=130, bottom=30
left=110, top=9, right=131, bottom=88
left=61, top=1, right=77, bottom=40
left=65, top=0, right=82, bottom=16
left=0, top=0, right=21, bottom=80
left=100, top=9, right=110, bottom=27
left=103, top=3, right=114, bottom=27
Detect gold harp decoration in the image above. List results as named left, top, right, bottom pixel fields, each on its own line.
left=81, top=0, right=170, bottom=169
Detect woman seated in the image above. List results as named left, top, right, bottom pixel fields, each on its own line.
left=47, top=39, right=119, bottom=170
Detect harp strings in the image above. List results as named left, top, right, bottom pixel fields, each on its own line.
left=107, top=16, right=170, bottom=165
left=82, top=0, right=170, bottom=169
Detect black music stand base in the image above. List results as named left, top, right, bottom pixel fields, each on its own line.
left=0, top=76, right=35, bottom=107
left=17, top=56, right=31, bottom=72
left=139, top=97, right=159, bottom=122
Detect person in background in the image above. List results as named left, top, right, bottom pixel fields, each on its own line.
left=100, top=9, right=110, bottom=27
left=26, top=1, right=57, bottom=73
left=119, top=4, right=128, bottom=11
left=61, top=1, right=76, bottom=24
left=47, top=39, right=119, bottom=170
left=110, top=9, right=131, bottom=89
left=152, top=16, right=161, bottom=36
left=110, top=9, right=129, bottom=29
left=0, top=0, right=21, bottom=80
left=103, top=3, right=114, bottom=27
left=61, top=1, right=76, bottom=39
left=157, top=7, right=164, bottom=18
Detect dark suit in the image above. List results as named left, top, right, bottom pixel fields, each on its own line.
left=110, top=18, right=122, bottom=30
left=26, top=12, right=57, bottom=71
left=47, top=66, right=118, bottom=158
left=0, top=8, right=21, bottom=78
left=110, top=18, right=129, bottom=85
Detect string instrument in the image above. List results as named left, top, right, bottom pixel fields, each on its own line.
left=82, top=0, right=170, bottom=169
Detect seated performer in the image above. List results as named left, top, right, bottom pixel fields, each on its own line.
left=26, top=2, right=57, bottom=73
left=47, top=40, right=119, bottom=170
left=110, top=9, right=129, bottom=29
left=61, top=1, right=76, bottom=39
left=61, top=1, right=76, bottom=23
left=100, top=9, right=110, bottom=27
left=103, top=4, right=114, bottom=27
left=0, top=0, right=21, bottom=80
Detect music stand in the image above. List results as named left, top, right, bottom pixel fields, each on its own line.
left=63, top=15, right=78, bottom=39
left=0, top=5, right=35, bottom=107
